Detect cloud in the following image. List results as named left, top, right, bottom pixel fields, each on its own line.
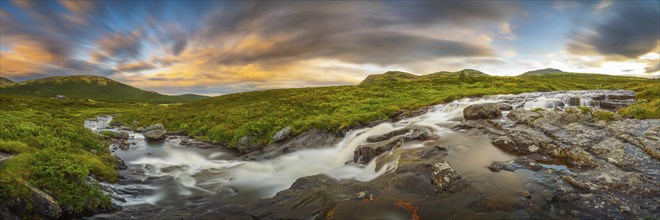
left=567, top=2, right=659, bottom=59
left=115, top=61, right=156, bottom=72
left=91, top=30, right=144, bottom=63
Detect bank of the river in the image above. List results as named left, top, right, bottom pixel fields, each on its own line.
left=88, top=90, right=657, bottom=219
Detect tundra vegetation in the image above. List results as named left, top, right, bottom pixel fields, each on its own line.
left=0, top=71, right=658, bottom=217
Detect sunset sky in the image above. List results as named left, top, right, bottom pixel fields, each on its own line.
left=1, top=1, right=659, bottom=95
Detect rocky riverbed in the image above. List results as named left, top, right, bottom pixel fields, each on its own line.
left=85, top=90, right=657, bottom=219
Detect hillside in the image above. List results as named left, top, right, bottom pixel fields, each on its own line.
left=426, top=69, right=489, bottom=77
left=359, top=71, right=418, bottom=85
left=0, top=75, right=207, bottom=103
left=0, top=77, right=14, bottom=87
left=113, top=72, right=658, bottom=151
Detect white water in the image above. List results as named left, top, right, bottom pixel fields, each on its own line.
left=85, top=90, right=635, bottom=207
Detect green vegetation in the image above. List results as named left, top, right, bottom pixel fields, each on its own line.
left=592, top=110, right=617, bottom=121
left=0, top=95, right=125, bottom=217
left=113, top=71, right=659, bottom=151
left=0, top=77, right=14, bottom=87
left=0, top=75, right=207, bottom=104
left=0, top=70, right=657, bottom=218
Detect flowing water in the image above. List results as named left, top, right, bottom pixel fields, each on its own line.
left=85, top=90, right=635, bottom=218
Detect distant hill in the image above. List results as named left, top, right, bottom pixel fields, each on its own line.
left=519, top=68, right=566, bottom=76
left=359, top=71, right=418, bottom=85
left=0, top=75, right=207, bottom=103
left=426, top=69, right=488, bottom=77
left=0, top=77, right=14, bottom=87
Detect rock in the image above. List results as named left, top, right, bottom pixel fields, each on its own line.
left=366, top=128, right=409, bottom=142
left=496, top=102, right=513, bottom=111
left=272, top=126, right=292, bottom=142
left=114, top=156, right=128, bottom=169
left=180, top=137, right=190, bottom=145
left=143, top=124, right=166, bottom=141
left=144, top=124, right=165, bottom=132
left=136, top=127, right=145, bottom=132
left=110, top=121, right=122, bottom=127
left=596, top=101, right=628, bottom=109
left=463, top=103, right=502, bottom=120
left=115, top=131, right=129, bottom=140
left=488, top=158, right=542, bottom=172
left=353, top=138, right=404, bottom=163
left=26, top=184, right=63, bottom=219
left=522, top=191, right=531, bottom=198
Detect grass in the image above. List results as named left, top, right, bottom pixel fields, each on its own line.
left=0, top=75, right=207, bottom=104
left=0, top=72, right=658, bottom=218
left=113, top=73, right=659, bottom=151
left=0, top=95, right=128, bottom=217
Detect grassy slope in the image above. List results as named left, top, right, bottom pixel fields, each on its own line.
left=115, top=73, right=659, bottom=150
left=0, top=75, right=206, bottom=104
left=0, top=72, right=657, bottom=218
left=0, top=95, right=137, bottom=217
left=0, top=77, right=14, bottom=87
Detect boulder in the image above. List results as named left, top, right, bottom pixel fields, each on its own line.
left=136, top=127, right=145, bottom=133
left=272, top=126, right=292, bottom=142
left=463, top=103, right=502, bottom=120
left=143, top=124, right=166, bottom=141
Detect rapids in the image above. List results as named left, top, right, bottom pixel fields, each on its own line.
left=85, top=89, right=636, bottom=218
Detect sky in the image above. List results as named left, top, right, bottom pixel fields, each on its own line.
left=0, top=0, right=659, bottom=95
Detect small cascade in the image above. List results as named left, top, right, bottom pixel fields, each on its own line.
left=86, top=89, right=636, bottom=212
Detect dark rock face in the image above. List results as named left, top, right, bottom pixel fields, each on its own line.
left=143, top=124, right=167, bottom=141
left=463, top=103, right=502, bottom=120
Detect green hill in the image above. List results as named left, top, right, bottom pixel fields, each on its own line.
left=425, top=69, right=489, bottom=77
left=359, top=71, right=418, bottom=85
left=0, top=75, right=206, bottom=103
left=0, top=77, right=14, bottom=87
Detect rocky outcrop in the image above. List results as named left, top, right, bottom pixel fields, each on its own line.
left=460, top=107, right=659, bottom=218
left=242, top=129, right=342, bottom=160
left=463, top=103, right=502, bottom=120
left=353, top=127, right=440, bottom=164
left=143, top=124, right=167, bottom=141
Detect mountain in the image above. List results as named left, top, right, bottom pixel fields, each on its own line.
left=426, top=69, right=489, bottom=77
left=519, top=68, right=565, bottom=76
left=0, top=75, right=207, bottom=103
left=0, top=77, right=14, bottom=87
left=359, top=71, right=418, bottom=85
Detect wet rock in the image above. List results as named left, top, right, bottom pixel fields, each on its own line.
left=143, top=124, right=167, bottom=141
left=596, top=101, right=628, bottom=110
left=496, top=102, right=513, bottom=111
left=366, top=128, right=409, bottom=142
left=272, top=126, right=292, bottom=143
left=135, top=127, right=145, bottom=133
left=110, top=121, right=122, bottom=127
left=353, top=138, right=404, bottom=163
left=463, top=103, right=502, bottom=120
left=488, top=158, right=542, bottom=172
left=114, top=156, right=127, bottom=170
left=242, top=129, right=341, bottom=160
